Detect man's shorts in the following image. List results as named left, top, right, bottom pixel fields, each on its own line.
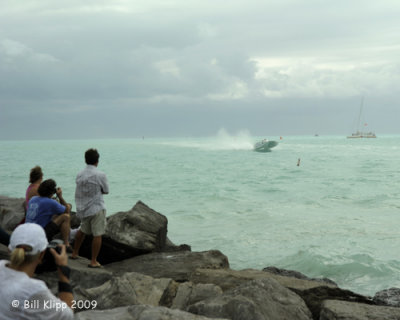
left=80, top=209, right=106, bottom=237
left=44, top=221, right=60, bottom=241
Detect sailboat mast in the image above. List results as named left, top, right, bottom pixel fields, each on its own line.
left=356, top=96, right=364, bottom=133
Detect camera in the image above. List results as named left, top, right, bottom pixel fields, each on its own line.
left=47, top=239, right=63, bottom=254
left=35, top=239, right=64, bottom=274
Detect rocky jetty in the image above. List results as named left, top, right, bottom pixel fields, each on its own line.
left=1, top=195, right=400, bottom=319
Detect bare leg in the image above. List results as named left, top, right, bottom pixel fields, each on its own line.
left=52, top=214, right=71, bottom=245
left=90, top=235, right=102, bottom=266
left=60, top=220, right=70, bottom=245
left=71, top=229, right=86, bottom=258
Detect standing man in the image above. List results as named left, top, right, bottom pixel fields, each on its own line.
left=71, top=148, right=109, bottom=268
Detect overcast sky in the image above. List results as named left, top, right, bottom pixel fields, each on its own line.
left=1, top=0, right=399, bottom=140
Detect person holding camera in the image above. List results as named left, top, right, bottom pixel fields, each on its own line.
left=26, top=179, right=72, bottom=251
left=0, top=223, right=74, bottom=319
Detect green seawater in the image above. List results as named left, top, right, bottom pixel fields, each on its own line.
left=1, top=133, right=400, bottom=296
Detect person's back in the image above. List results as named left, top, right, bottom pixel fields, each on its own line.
left=0, top=223, right=74, bottom=319
left=72, top=148, right=108, bottom=268
left=0, top=260, right=70, bottom=319
left=26, top=196, right=65, bottom=228
left=75, top=165, right=107, bottom=217
left=25, top=179, right=72, bottom=248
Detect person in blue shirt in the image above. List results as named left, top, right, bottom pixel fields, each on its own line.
left=26, top=179, right=72, bottom=251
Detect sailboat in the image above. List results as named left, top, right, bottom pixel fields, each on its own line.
left=347, top=97, right=376, bottom=139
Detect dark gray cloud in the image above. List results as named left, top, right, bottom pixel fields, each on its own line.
left=1, top=0, right=399, bottom=139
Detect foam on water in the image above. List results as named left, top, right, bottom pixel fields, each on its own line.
left=160, top=129, right=255, bottom=150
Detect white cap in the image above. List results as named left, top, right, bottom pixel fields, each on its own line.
left=8, top=223, right=48, bottom=255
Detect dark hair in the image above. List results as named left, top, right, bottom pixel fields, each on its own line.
left=29, top=166, right=43, bottom=183
left=85, top=148, right=100, bottom=165
left=38, top=179, right=57, bottom=198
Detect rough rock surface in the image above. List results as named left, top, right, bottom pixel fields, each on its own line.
left=188, top=278, right=313, bottom=320
left=4, top=195, right=400, bottom=320
left=75, top=201, right=191, bottom=264
left=75, top=305, right=229, bottom=320
left=189, top=268, right=336, bottom=292
left=78, top=272, right=177, bottom=310
left=105, top=250, right=229, bottom=281
left=0, top=196, right=25, bottom=231
left=106, top=201, right=168, bottom=251
left=320, top=300, right=400, bottom=320
left=171, top=282, right=223, bottom=310
left=291, top=286, right=374, bottom=320
left=373, top=287, right=400, bottom=307
left=36, top=256, right=113, bottom=293
left=263, top=266, right=337, bottom=286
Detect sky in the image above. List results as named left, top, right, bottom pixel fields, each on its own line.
left=0, top=0, right=399, bottom=140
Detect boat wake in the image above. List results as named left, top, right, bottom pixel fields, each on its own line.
left=162, top=129, right=254, bottom=151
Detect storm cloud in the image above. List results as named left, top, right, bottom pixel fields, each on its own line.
left=1, top=0, right=399, bottom=139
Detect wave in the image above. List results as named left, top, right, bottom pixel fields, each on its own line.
left=275, top=249, right=400, bottom=296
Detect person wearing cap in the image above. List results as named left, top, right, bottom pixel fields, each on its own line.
left=26, top=179, right=72, bottom=251
left=0, top=223, right=74, bottom=319
left=71, top=148, right=109, bottom=268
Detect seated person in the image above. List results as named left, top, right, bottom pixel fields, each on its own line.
left=0, top=223, right=74, bottom=319
left=26, top=179, right=72, bottom=251
left=18, top=166, right=44, bottom=226
left=25, top=166, right=43, bottom=212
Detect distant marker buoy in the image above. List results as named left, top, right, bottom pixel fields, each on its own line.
left=297, top=158, right=301, bottom=166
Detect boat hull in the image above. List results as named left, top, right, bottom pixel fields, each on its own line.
left=347, top=132, right=376, bottom=139
left=254, top=140, right=278, bottom=152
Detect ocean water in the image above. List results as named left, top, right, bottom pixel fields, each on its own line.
left=1, top=132, right=400, bottom=296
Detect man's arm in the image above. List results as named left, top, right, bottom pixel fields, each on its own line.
left=49, top=245, right=74, bottom=308
left=55, top=188, right=71, bottom=213
left=100, top=174, right=109, bottom=195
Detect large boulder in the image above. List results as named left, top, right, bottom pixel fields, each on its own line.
left=291, top=286, right=374, bottom=320
left=75, top=201, right=191, bottom=264
left=320, top=300, right=400, bottom=320
left=373, top=287, right=400, bottom=307
left=78, top=272, right=178, bottom=310
left=105, top=250, right=229, bottom=281
left=75, top=305, right=229, bottom=320
left=0, top=196, right=25, bottom=231
left=106, top=201, right=168, bottom=251
left=189, top=268, right=337, bottom=292
left=188, top=278, right=313, bottom=320
left=36, top=256, right=113, bottom=294
left=171, top=282, right=223, bottom=311
left=263, top=266, right=337, bottom=286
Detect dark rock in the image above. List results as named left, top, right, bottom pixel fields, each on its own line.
left=0, top=196, right=25, bottom=231
left=189, top=268, right=337, bottom=292
left=320, top=300, right=400, bottom=320
left=36, top=256, right=113, bottom=295
left=263, top=266, right=337, bottom=286
left=188, top=278, right=313, bottom=320
left=0, top=244, right=9, bottom=260
left=373, top=287, right=400, bottom=307
left=74, top=200, right=191, bottom=265
left=105, top=250, right=229, bottom=282
left=291, top=286, right=374, bottom=320
left=106, top=201, right=168, bottom=251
